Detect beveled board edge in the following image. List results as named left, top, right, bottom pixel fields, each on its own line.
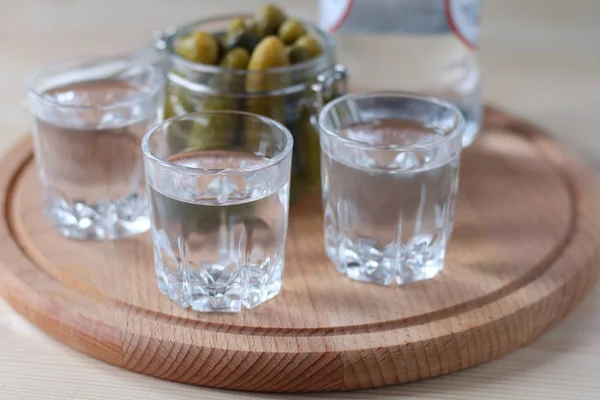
left=0, top=107, right=599, bottom=392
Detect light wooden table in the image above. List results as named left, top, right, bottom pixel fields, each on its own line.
left=1, top=1, right=600, bottom=398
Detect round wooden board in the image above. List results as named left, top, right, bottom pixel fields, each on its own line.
left=1, top=107, right=599, bottom=392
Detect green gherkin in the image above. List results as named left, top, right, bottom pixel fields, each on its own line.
left=245, top=36, right=289, bottom=148
left=219, top=47, right=250, bottom=70
left=247, top=36, right=289, bottom=72
left=293, top=35, right=322, bottom=58
left=227, top=17, right=246, bottom=34
left=221, top=30, right=260, bottom=52
left=174, top=31, right=220, bottom=65
left=287, top=46, right=311, bottom=64
left=253, top=4, right=287, bottom=37
left=278, top=19, right=306, bottom=45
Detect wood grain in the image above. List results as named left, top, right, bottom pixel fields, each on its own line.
left=0, top=108, right=599, bottom=392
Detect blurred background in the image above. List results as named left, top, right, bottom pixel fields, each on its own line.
left=1, top=0, right=600, bottom=167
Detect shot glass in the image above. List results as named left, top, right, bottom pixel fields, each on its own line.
left=142, top=111, right=293, bottom=312
left=317, top=92, right=464, bottom=285
left=28, top=56, right=165, bottom=240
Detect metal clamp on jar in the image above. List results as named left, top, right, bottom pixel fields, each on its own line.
left=153, top=15, right=347, bottom=200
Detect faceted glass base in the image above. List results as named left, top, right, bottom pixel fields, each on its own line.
left=155, top=246, right=284, bottom=313
left=44, top=191, right=150, bottom=240
left=326, top=235, right=446, bottom=286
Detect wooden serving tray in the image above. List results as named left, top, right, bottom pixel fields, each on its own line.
left=0, top=107, right=599, bottom=392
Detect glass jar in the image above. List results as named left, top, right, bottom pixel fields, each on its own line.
left=153, top=15, right=347, bottom=200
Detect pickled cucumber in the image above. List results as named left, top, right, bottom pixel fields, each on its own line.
left=174, top=34, right=196, bottom=61
left=247, top=36, right=289, bottom=72
left=254, top=4, right=287, bottom=37
left=287, top=46, right=311, bottom=64
left=164, top=91, right=192, bottom=119
left=227, top=17, right=246, bottom=34
left=246, top=36, right=288, bottom=113
left=164, top=85, right=196, bottom=151
left=183, top=44, right=247, bottom=150
left=174, top=31, right=220, bottom=65
left=165, top=74, right=241, bottom=152
left=293, top=35, right=322, bottom=58
left=278, top=19, right=306, bottom=45
left=185, top=69, right=242, bottom=151
left=221, top=28, right=260, bottom=53
left=162, top=91, right=236, bottom=152
left=246, top=36, right=289, bottom=96
left=186, top=100, right=237, bottom=151
left=245, top=36, right=289, bottom=148
left=220, top=47, right=250, bottom=69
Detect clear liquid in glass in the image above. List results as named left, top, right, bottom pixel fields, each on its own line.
left=33, top=80, right=156, bottom=239
left=148, top=150, right=289, bottom=312
left=322, top=118, right=459, bottom=285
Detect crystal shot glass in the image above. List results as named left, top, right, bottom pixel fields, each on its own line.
left=142, top=111, right=293, bottom=312
left=28, top=56, right=165, bottom=240
left=317, top=91, right=464, bottom=285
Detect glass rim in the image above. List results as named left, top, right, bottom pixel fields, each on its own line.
left=317, top=91, right=466, bottom=151
left=27, top=55, right=164, bottom=112
left=160, top=14, right=335, bottom=77
left=141, top=110, right=294, bottom=175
